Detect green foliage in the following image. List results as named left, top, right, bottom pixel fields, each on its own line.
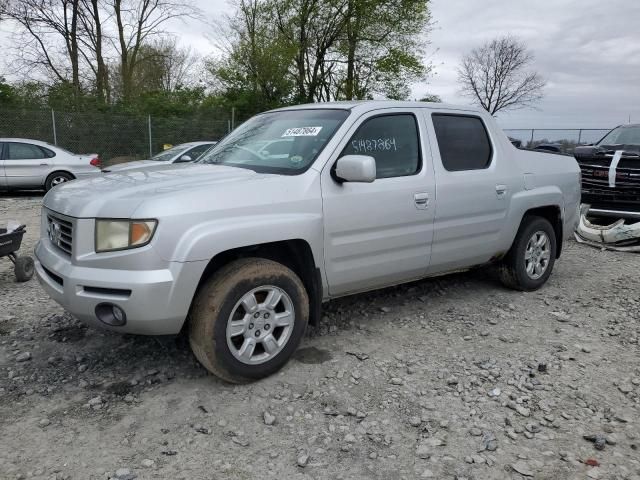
left=208, top=0, right=433, bottom=113
left=419, top=93, right=441, bottom=102
left=335, top=0, right=432, bottom=100
left=0, top=78, right=18, bottom=106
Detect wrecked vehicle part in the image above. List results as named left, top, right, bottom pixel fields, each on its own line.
left=575, top=204, right=640, bottom=252
left=574, top=124, right=640, bottom=220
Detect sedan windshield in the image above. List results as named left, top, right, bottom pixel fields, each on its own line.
left=197, top=109, right=350, bottom=174
left=151, top=144, right=190, bottom=162
left=598, top=125, right=640, bottom=146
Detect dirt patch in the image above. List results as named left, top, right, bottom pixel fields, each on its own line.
left=293, top=346, right=333, bottom=364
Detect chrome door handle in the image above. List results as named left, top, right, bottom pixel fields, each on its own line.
left=495, top=184, right=507, bottom=197
left=414, top=192, right=429, bottom=210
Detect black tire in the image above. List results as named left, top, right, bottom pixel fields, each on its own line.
left=498, top=216, right=557, bottom=291
left=189, top=258, right=309, bottom=383
left=14, top=255, right=35, bottom=282
left=45, top=171, right=74, bottom=191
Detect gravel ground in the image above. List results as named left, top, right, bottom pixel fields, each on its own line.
left=1, top=193, right=639, bottom=480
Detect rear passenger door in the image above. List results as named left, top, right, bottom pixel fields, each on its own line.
left=321, top=109, right=436, bottom=296
left=426, top=112, right=512, bottom=273
left=3, top=141, right=52, bottom=187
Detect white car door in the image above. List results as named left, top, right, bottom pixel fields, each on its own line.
left=3, top=141, right=51, bottom=188
left=321, top=109, right=436, bottom=296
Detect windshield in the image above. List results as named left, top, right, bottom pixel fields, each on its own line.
left=197, top=109, right=350, bottom=174
left=598, top=126, right=640, bottom=146
left=151, top=144, right=191, bottom=162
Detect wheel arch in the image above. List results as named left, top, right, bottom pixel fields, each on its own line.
left=45, top=170, right=75, bottom=188
left=520, top=205, right=563, bottom=258
left=191, top=239, right=322, bottom=327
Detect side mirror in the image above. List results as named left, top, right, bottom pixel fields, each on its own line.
left=334, top=155, right=376, bottom=183
left=177, top=155, right=192, bottom=163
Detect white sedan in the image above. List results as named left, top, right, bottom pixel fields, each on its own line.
left=0, top=138, right=101, bottom=191
left=105, top=141, right=216, bottom=172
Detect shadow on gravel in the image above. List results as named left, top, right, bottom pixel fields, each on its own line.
left=293, top=346, right=333, bottom=364
left=0, top=190, right=44, bottom=198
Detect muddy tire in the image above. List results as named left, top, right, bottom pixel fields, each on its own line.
left=189, top=258, right=309, bottom=383
left=498, top=216, right=557, bottom=291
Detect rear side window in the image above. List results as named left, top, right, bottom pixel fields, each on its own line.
left=341, top=114, right=421, bottom=179
left=432, top=114, right=492, bottom=171
left=41, top=147, right=56, bottom=158
left=7, top=142, right=48, bottom=160
left=185, top=144, right=211, bottom=160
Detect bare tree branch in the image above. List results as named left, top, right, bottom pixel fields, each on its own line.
left=458, top=35, right=545, bottom=115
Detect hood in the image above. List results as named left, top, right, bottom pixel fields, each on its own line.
left=104, top=159, right=162, bottom=172
left=43, top=163, right=271, bottom=218
left=574, top=144, right=640, bottom=161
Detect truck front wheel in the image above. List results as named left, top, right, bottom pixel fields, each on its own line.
left=498, top=216, right=557, bottom=291
left=189, top=258, right=309, bottom=383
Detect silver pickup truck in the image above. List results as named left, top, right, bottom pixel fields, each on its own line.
left=35, top=101, right=581, bottom=383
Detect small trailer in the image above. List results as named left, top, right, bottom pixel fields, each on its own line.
left=0, top=225, right=34, bottom=282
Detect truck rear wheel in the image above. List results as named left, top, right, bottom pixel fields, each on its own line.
left=189, top=258, right=309, bottom=383
left=498, top=216, right=557, bottom=291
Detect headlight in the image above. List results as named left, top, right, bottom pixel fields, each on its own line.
left=95, top=219, right=157, bottom=252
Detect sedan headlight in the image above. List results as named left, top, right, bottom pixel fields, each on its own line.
left=95, top=219, right=157, bottom=252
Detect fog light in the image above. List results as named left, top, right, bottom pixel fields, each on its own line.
left=95, top=303, right=127, bottom=326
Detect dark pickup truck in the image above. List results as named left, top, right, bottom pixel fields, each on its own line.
left=574, top=124, right=640, bottom=219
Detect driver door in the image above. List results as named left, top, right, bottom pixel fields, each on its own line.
left=320, top=109, right=436, bottom=296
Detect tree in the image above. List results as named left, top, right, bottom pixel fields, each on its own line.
left=271, top=0, right=349, bottom=103
left=78, top=0, right=109, bottom=103
left=457, top=36, right=545, bottom=115
left=123, top=38, right=199, bottom=95
left=111, top=0, right=200, bottom=101
left=0, top=0, right=83, bottom=98
left=337, top=0, right=431, bottom=101
left=207, top=0, right=295, bottom=113
left=0, top=77, right=18, bottom=105
left=419, top=93, right=441, bottom=102
left=209, top=0, right=433, bottom=111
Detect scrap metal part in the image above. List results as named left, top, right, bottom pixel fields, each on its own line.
left=575, top=204, right=640, bottom=252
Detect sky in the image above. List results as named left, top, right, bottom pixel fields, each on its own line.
left=2, top=0, right=639, bottom=130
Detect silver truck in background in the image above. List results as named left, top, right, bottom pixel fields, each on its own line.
left=34, top=101, right=581, bottom=383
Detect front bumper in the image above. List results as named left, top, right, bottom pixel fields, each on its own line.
left=34, top=239, right=207, bottom=335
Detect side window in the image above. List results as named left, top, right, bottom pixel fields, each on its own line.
left=432, top=114, right=492, bottom=171
left=341, top=114, right=420, bottom=179
left=186, top=144, right=210, bottom=160
left=7, top=142, right=47, bottom=160
left=41, top=147, right=56, bottom=158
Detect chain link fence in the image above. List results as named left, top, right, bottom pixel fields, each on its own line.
left=0, top=107, right=615, bottom=161
left=0, top=108, right=234, bottom=165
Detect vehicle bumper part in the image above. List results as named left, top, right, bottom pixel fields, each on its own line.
left=34, top=239, right=206, bottom=335
left=575, top=204, right=640, bottom=252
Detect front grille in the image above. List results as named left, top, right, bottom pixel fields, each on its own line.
left=577, top=158, right=640, bottom=208
left=46, top=213, right=74, bottom=256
